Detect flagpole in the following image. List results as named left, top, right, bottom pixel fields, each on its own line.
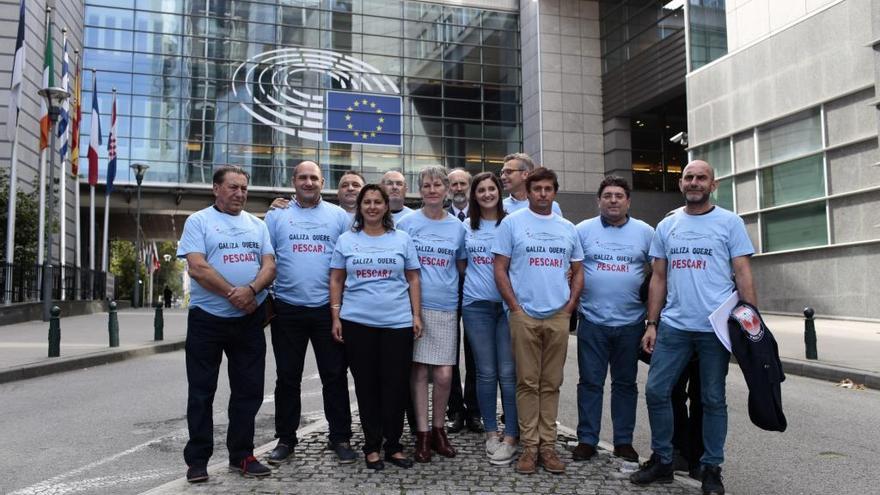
left=36, top=7, right=52, bottom=297
left=4, top=128, right=20, bottom=304
left=4, top=0, right=26, bottom=305
left=73, top=50, right=82, bottom=300
left=58, top=28, right=69, bottom=301
left=101, top=192, right=110, bottom=272
left=88, top=68, right=97, bottom=297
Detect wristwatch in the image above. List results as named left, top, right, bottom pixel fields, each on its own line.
left=644, top=320, right=658, bottom=328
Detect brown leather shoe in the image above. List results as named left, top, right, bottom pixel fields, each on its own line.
left=539, top=446, right=566, bottom=473
left=613, top=444, right=640, bottom=462
left=414, top=431, right=432, bottom=463
left=431, top=426, right=456, bottom=457
left=571, top=442, right=596, bottom=461
left=516, top=446, right=538, bottom=474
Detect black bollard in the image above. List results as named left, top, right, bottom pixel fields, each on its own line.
left=154, top=303, right=164, bottom=341
left=804, top=307, right=817, bottom=360
left=48, top=306, right=61, bottom=357
left=108, top=301, right=120, bottom=348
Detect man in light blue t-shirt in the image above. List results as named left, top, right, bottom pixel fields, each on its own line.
left=381, top=170, right=414, bottom=222
left=573, top=176, right=653, bottom=465
left=631, top=161, right=757, bottom=495
left=493, top=167, right=583, bottom=475
left=500, top=152, right=562, bottom=215
left=263, top=161, right=356, bottom=465
left=176, top=166, right=276, bottom=482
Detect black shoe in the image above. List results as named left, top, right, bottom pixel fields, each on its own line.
left=384, top=453, right=414, bottom=469
left=613, top=444, right=640, bottom=462
left=186, top=465, right=208, bottom=483
left=330, top=441, right=358, bottom=464
left=267, top=442, right=292, bottom=465
left=701, top=465, right=725, bottom=494
left=365, top=453, right=384, bottom=471
left=672, top=450, right=690, bottom=472
left=689, top=464, right=704, bottom=480
left=229, top=455, right=271, bottom=478
left=466, top=415, right=485, bottom=433
left=446, top=412, right=465, bottom=433
left=571, top=443, right=596, bottom=461
left=629, top=453, right=674, bottom=485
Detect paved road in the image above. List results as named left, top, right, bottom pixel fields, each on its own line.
left=0, top=331, right=353, bottom=495
left=557, top=336, right=880, bottom=495
left=1, top=333, right=877, bottom=494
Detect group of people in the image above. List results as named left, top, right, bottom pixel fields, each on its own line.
left=177, top=152, right=756, bottom=495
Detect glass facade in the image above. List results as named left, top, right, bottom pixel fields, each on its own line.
left=80, top=0, right=522, bottom=189
left=629, top=96, right=687, bottom=192
left=600, top=0, right=685, bottom=74
left=687, top=0, right=726, bottom=70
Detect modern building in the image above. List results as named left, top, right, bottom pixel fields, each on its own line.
left=1, top=0, right=876, bottom=318
left=686, top=0, right=880, bottom=319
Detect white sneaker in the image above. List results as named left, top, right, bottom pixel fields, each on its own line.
left=485, top=435, right=502, bottom=455
left=489, top=442, right=517, bottom=465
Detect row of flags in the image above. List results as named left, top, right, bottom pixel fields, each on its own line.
left=7, top=0, right=118, bottom=192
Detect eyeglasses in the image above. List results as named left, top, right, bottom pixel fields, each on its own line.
left=499, top=168, right=525, bottom=176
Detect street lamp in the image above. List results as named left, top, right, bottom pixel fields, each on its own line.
left=38, top=85, right=70, bottom=321
left=131, top=163, right=149, bottom=308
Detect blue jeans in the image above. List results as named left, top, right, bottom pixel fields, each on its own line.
left=576, top=316, right=642, bottom=446
left=645, top=323, right=730, bottom=466
left=462, top=301, right=518, bottom=437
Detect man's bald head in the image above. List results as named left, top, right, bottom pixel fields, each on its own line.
left=682, top=160, right=714, bottom=181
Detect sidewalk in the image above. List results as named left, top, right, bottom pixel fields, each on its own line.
left=1, top=309, right=877, bottom=387
left=142, top=417, right=698, bottom=495
left=0, top=307, right=187, bottom=384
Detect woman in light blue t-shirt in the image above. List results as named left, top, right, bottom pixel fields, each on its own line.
left=461, top=172, right=519, bottom=465
left=397, top=166, right=467, bottom=463
left=329, top=185, right=422, bottom=471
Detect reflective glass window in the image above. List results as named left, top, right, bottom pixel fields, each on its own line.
left=760, top=154, right=825, bottom=208
left=758, top=108, right=822, bottom=165
left=762, top=202, right=828, bottom=252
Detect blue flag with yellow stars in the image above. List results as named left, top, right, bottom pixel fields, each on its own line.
left=327, top=91, right=402, bottom=146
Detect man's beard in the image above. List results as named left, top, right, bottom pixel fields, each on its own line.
left=452, top=192, right=467, bottom=205
left=683, top=189, right=710, bottom=205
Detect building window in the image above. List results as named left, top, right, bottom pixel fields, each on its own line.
left=687, top=0, right=727, bottom=70
left=761, top=202, right=828, bottom=252
left=759, top=154, right=824, bottom=208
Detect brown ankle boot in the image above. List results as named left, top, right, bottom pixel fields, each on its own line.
left=539, top=445, right=566, bottom=473
left=414, top=431, right=432, bottom=463
left=430, top=426, right=457, bottom=457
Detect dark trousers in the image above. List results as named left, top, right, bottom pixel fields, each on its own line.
left=447, top=313, right=480, bottom=418
left=184, top=304, right=266, bottom=467
left=270, top=300, right=352, bottom=446
left=672, top=358, right=704, bottom=468
left=342, top=319, right=413, bottom=455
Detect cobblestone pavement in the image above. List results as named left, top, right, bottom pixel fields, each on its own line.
left=145, top=419, right=698, bottom=495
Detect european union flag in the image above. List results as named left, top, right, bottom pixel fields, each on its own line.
left=327, top=91, right=402, bottom=147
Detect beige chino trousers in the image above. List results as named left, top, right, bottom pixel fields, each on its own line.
left=508, top=309, right=571, bottom=449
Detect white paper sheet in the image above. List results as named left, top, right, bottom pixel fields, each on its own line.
left=708, top=290, right=739, bottom=352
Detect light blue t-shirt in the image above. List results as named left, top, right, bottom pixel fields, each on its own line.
left=503, top=195, right=563, bottom=216
left=264, top=200, right=350, bottom=307
left=463, top=218, right=504, bottom=306
left=397, top=210, right=467, bottom=311
left=177, top=206, right=274, bottom=318
left=392, top=205, right=414, bottom=223
left=330, top=229, right=421, bottom=329
left=650, top=206, right=755, bottom=332
left=577, top=216, right=654, bottom=326
left=492, top=208, right=584, bottom=319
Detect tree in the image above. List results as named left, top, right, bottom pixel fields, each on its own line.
left=151, top=240, right=183, bottom=302
left=109, top=239, right=143, bottom=302
left=0, top=168, right=40, bottom=267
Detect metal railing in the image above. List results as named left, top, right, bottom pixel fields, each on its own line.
left=1, top=263, right=108, bottom=303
